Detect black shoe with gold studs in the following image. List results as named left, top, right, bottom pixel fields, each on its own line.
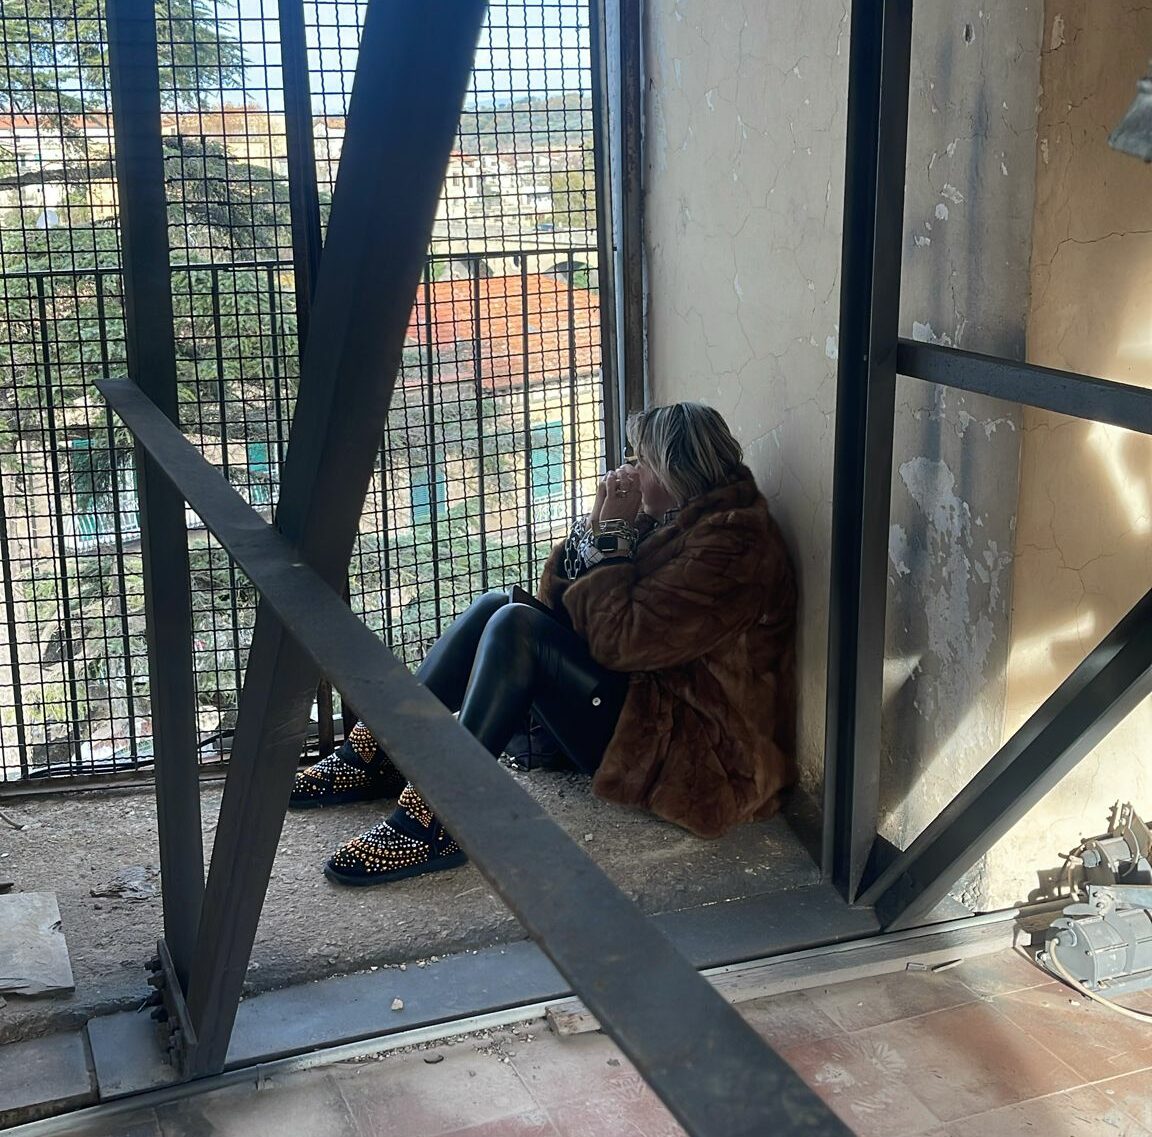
left=289, top=722, right=406, bottom=809
left=323, top=783, right=467, bottom=886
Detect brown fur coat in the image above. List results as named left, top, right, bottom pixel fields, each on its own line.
left=537, top=467, right=797, bottom=838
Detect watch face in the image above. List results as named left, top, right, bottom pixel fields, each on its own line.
left=594, top=533, right=620, bottom=553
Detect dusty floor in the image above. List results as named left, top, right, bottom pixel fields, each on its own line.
left=42, top=949, right=1152, bottom=1137
left=0, top=766, right=820, bottom=1042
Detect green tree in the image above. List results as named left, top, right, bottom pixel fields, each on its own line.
left=548, top=163, right=595, bottom=233
left=0, top=2, right=295, bottom=767
left=0, top=0, right=244, bottom=118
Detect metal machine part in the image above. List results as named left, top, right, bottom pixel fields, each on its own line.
left=1079, top=802, right=1152, bottom=886
left=1043, top=886, right=1152, bottom=995
left=1040, top=804, right=1152, bottom=995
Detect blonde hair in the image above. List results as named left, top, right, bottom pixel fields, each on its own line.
left=626, top=402, right=744, bottom=505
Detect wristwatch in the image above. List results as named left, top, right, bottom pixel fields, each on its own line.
left=593, top=532, right=625, bottom=553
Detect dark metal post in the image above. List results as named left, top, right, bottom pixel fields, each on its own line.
left=864, top=584, right=1152, bottom=930
left=105, top=0, right=204, bottom=988
left=181, top=0, right=488, bottom=1076
left=618, top=0, right=645, bottom=419
left=589, top=0, right=622, bottom=466
left=278, top=0, right=324, bottom=349
left=823, top=0, right=914, bottom=902
left=278, top=0, right=345, bottom=756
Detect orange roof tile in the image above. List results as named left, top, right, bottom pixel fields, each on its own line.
left=406, top=272, right=599, bottom=390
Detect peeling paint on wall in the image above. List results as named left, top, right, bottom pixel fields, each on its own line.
left=879, top=1, right=1040, bottom=882
left=896, top=457, right=1000, bottom=734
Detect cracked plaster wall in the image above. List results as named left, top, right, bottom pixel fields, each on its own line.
left=982, top=3, right=1152, bottom=908
left=642, top=0, right=1040, bottom=868
left=643, top=0, right=849, bottom=797
left=881, top=6, right=1041, bottom=896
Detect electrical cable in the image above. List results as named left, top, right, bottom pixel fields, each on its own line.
left=1045, top=945, right=1152, bottom=1026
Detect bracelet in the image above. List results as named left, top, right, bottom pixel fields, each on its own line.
left=594, top=518, right=638, bottom=539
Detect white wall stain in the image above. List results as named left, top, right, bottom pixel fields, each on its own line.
left=1050, top=13, right=1066, bottom=49
left=935, top=203, right=950, bottom=221
left=941, top=183, right=965, bottom=205
left=983, top=417, right=1017, bottom=439
left=912, top=320, right=954, bottom=346
left=889, top=524, right=912, bottom=576
left=898, top=457, right=1005, bottom=733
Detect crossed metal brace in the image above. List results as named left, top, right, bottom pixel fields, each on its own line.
left=101, top=1, right=851, bottom=1133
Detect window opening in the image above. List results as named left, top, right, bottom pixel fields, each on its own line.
left=0, top=0, right=608, bottom=782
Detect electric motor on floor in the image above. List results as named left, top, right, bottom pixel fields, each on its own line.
left=1043, top=892, right=1152, bottom=996
left=1039, top=802, right=1152, bottom=996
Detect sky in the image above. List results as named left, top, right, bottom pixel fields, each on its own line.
left=228, top=0, right=591, bottom=114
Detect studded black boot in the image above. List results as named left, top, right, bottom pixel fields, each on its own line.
left=323, top=783, right=467, bottom=885
left=289, top=722, right=406, bottom=808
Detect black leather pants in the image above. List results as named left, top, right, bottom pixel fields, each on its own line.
left=415, top=590, right=629, bottom=776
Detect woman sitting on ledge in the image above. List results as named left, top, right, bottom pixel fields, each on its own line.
left=290, top=401, right=798, bottom=886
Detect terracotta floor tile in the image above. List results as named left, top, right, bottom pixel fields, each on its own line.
left=992, top=982, right=1152, bottom=1082
left=157, top=1070, right=359, bottom=1137
left=738, top=989, right=844, bottom=1050
left=952, top=948, right=1056, bottom=998
left=547, top=1083, right=687, bottom=1137
left=1095, top=1069, right=1152, bottom=1130
left=442, top=1108, right=559, bottom=1136
left=333, top=1045, right=539, bottom=1137
left=942, top=1086, right=1152, bottom=1137
left=804, top=969, right=975, bottom=1032
left=510, top=1031, right=642, bottom=1109
left=781, top=1033, right=943, bottom=1137
left=1121, top=986, right=1152, bottom=1013
left=859, top=1001, right=1083, bottom=1123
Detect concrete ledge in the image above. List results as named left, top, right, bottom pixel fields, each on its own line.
left=0, top=1032, right=95, bottom=1126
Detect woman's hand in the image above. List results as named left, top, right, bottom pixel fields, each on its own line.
left=596, top=464, right=642, bottom=525
left=589, top=479, right=608, bottom=531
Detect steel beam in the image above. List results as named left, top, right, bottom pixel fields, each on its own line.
left=105, top=0, right=203, bottom=990
left=823, top=0, right=914, bottom=901
left=176, top=0, right=489, bottom=1076
left=100, top=375, right=851, bottom=1137
left=898, top=339, right=1152, bottom=436
left=618, top=0, right=645, bottom=418
left=862, top=584, right=1152, bottom=931
left=277, top=0, right=344, bottom=757
left=277, top=0, right=323, bottom=349
left=589, top=0, right=623, bottom=466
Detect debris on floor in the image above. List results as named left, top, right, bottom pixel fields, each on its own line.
left=90, top=864, right=160, bottom=902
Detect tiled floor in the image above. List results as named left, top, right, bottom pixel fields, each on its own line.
left=59, top=950, right=1152, bottom=1137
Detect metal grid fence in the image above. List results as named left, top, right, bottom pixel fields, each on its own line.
left=0, top=0, right=605, bottom=782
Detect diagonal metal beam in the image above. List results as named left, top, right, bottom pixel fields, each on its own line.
left=898, top=340, right=1152, bottom=437
left=862, top=584, right=1152, bottom=931
left=99, top=376, right=852, bottom=1137
left=177, top=0, right=489, bottom=1076
left=105, top=0, right=203, bottom=990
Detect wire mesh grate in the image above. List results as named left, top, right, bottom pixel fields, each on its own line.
left=0, top=0, right=605, bottom=783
